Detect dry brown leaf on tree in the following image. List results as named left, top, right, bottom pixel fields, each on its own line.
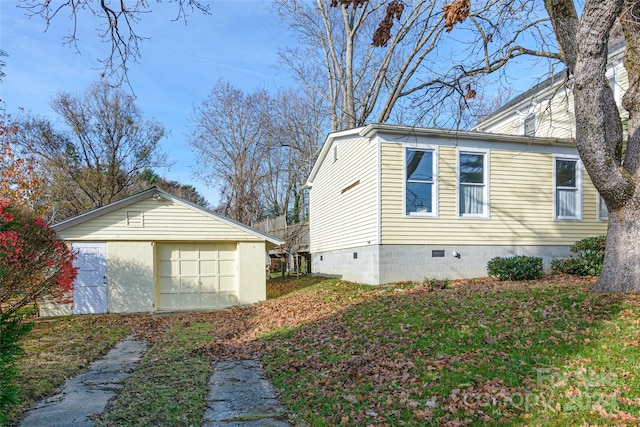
left=443, top=0, right=471, bottom=32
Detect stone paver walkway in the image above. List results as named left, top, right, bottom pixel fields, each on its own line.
left=19, top=335, right=147, bottom=427
left=203, top=360, right=291, bottom=426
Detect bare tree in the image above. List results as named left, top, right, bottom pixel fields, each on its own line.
left=191, top=82, right=324, bottom=225
left=16, top=0, right=210, bottom=81
left=16, top=81, right=167, bottom=220
left=273, top=0, right=451, bottom=131
left=263, top=87, right=326, bottom=221
left=190, top=81, right=271, bottom=225
left=0, top=49, right=7, bottom=82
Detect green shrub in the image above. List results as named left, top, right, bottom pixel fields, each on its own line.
left=0, top=313, right=34, bottom=425
left=551, top=235, right=606, bottom=276
left=487, top=255, right=543, bottom=281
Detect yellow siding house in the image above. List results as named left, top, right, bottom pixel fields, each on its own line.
left=306, top=124, right=607, bottom=284
left=42, top=187, right=282, bottom=316
left=473, top=38, right=627, bottom=139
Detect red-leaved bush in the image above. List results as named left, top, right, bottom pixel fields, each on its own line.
left=0, top=199, right=76, bottom=316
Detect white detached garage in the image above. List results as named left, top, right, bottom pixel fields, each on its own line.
left=42, top=188, right=282, bottom=316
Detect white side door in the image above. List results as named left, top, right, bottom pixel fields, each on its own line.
left=72, top=242, right=107, bottom=314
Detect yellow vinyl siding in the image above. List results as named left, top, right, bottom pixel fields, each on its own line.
left=57, top=199, right=262, bottom=242
left=482, top=91, right=576, bottom=139
left=381, top=143, right=607, bottom=245
left=535, top=91, right=576, bottom=138
left=481, top=117, right=521, bottom=136
left=310, top=137, right=378, bottom=252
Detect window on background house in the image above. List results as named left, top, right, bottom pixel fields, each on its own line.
left=405, top=148, right=436, bottom=216
left=458, top=151, right=488, bottom=218
left=524, top=114, right=536, bottom=136
left=555, top=157, right=582, bottom=220
left=598, top=192, right=609, bottom=222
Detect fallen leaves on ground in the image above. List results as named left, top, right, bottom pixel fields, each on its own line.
left=18, top=274, right=640, bottom=427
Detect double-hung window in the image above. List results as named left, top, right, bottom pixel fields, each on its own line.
left=458, top=150, right=489, bottom=218
left=405, top=148, right=436, bottom=216
left=555, top=156, right=582, bottom=220
left=523, top=114, right=536, bottom=136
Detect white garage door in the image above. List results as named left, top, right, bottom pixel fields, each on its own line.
left=157, top=243, right=237, bottom=311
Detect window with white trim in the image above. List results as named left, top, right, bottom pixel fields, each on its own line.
left=458, top=151, right=488, bottom=218
left=523, top=114, right=536, bottom=136
left=598, top=192, right=609, bottom=222
left=555, top=157, right=582, bottom=220
left=405, top=148, right=436, bottom=216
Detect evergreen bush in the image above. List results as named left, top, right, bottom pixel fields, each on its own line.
left=487, top=255, right=543, bottom=281
left=551, top=235, right=606, bottom=276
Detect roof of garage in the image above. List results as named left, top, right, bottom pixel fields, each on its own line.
left=52, top=187, right=284, bottom=246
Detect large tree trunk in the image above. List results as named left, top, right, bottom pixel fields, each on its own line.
left=595, top=203, right=640, bottom=291
left=547, top=0, right=640, bottom=292
left=594, top=0, right=640, bottom=292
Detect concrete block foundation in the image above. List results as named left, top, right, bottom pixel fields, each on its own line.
left=311, top=244, right=572, bottom=285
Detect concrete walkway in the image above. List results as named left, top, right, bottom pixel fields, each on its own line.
left=203, top=360, right=291, bottom=427
left=19, top=337, right=290, bottom=426
left=19, top=335, right=147, bottom=427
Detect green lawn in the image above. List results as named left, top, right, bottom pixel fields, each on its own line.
left=6, top=275, right=640, bottom=426
left=8, top=315, right=131, bottom=425
left=262, top=277, right=640, bottom=426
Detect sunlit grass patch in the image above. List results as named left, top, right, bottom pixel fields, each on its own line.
left=10, top=315, right=130, bottom=425
left=262, top=277, right=640, bottom=426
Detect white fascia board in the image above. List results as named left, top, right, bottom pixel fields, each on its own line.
left=358, top=123, right=575, bottom=148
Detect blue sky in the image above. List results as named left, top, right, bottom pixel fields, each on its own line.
left=0, top=0, right=294, bottom=204
left=1, top=1, right=553, bottom=206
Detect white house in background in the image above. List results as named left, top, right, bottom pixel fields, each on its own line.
left=305, top=124, right=608, bottom=285
left=473, top=38, right=628, bottom=139
left=42, top=187, right=282, bottom=316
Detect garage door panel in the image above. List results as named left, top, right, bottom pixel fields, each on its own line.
left=219, top=260, right=235, bottom=275
left=180, top=245, right=198, bottom=258
left=200, top=260, right=217, bottom=275
left=157, top=243, right=237, bottom=311
left=159, top=260, right=175, bottom=276
left=181, top=277, right=199, bottom=293
left=158, top=277, right=179, bottom=293
left=218, top=244, right=236, bottom=258
left=180, top=260, right=198, bottom=275
left=219, top=276, right=236, bottom=292
left=219, top=292, right=238, bottom=307
left=198, top=247, right=218, bottom=260
left=158, top=244, right=177, bottom=260
left=200, top=276, right=218, bottom=292
left=180, top=294, right=199, bottom=310
left=158, top=294, right=179, bottom=310
left=200, top=293, right=218, bottom=307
